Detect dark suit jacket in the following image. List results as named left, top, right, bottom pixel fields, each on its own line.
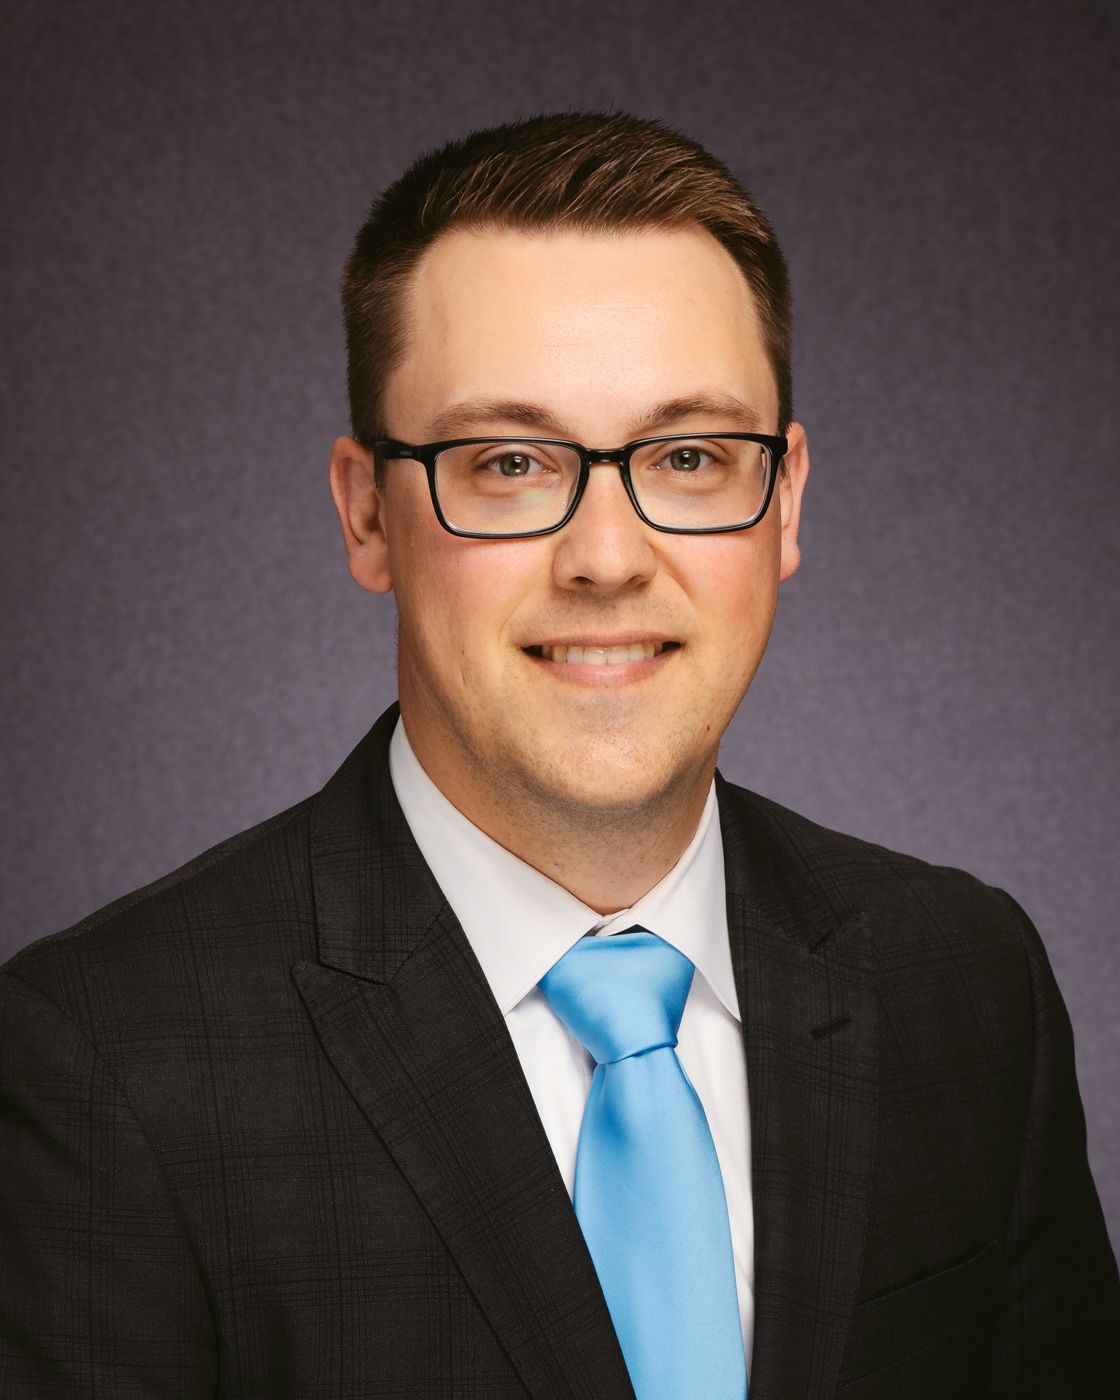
left=2, top=704, right=1117, bottom=1397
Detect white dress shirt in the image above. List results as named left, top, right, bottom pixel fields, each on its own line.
left=389, top=719, right=755, bottom=1368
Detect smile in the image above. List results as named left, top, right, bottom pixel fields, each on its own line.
left=525, top=641, right=678, bottom=665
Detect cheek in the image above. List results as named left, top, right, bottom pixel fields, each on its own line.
left=679, top=535, right=780, bottom=679
left=393, top=530, right=541, bottom=668
left=679, top=528, right=779, bottom=620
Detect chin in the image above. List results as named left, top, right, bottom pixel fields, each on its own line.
left=514, top=736, right=696, bottom=819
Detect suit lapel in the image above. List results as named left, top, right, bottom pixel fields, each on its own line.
left=718, top=777, right=879, bottom=1400
left=293, top=708, right=633, bottom=1400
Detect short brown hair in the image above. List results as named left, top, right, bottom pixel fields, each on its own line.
left=342, top=111, right=792, bottom=457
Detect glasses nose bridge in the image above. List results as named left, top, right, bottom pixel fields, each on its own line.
left=584, top=445, right=630, bottom=468
left=571, top=445, right=641, bottom=527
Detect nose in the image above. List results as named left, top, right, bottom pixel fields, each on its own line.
left=550, top=460, right=658, bottom=594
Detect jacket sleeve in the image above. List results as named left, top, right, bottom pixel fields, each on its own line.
left=983, top=892, right=1120, bottom=1396
left=0, top=969, right=218, bottom=1397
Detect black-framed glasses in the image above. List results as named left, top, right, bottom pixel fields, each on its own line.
left=372, top=432, right=788, bottom=539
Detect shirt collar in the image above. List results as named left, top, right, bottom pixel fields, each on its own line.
left=388, top=718, right=739, bottom=1020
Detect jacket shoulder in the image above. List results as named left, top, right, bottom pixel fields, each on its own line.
left=716, top=774, right=1030, bottom=959
left=2, top=795, right=317, bottom=1025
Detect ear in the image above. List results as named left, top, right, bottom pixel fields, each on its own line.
left=329, top=436, right=393, bottom=595
left=776, top=421, right=810, bottom=582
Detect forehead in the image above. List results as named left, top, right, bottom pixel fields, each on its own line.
left=387, top=225, right=777, bottom=436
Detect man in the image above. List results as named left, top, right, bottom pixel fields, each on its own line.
left=1, top=111, right=1116, bottom=1398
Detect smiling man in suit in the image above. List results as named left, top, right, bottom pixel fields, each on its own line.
left=2, top=112, right=1117, bottom=1398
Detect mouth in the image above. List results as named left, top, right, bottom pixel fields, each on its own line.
left=523, top=640, right=680, bottom=666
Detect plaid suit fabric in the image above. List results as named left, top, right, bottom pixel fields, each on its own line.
left=718, top=785, right=1120, bottom=1395
left=2, top=704, right=1117, bottom=1397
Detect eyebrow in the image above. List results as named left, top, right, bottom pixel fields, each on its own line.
left=425, top=393, right=764, bottom=441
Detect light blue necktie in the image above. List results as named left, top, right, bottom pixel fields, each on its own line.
left=539, top=929, right=747, bottom=1400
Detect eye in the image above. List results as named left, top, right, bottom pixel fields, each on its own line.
left=662, top=445, right=711, bottom=472
left=482, top=451, right=543, bottom=477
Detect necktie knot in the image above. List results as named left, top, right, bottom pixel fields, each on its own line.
left=538, top=929, right=694, bottom=1065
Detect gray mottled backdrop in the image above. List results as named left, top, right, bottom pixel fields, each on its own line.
left=3, top=0, right=1117, bottom=1245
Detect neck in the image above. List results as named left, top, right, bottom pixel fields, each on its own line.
left=404, top=724, right=714, bottom=916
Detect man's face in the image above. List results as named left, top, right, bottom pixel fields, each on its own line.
left=332, top=226, right=808, bottom=825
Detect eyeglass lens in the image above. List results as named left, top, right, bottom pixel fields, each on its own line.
left=432, top=437, right=774, bottom=534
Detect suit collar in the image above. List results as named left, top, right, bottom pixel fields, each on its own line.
left=717, top=773, right=879, bottom=1400
left=308, top=703, right=447, bottom=983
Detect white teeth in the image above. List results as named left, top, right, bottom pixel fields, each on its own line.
left=537, top=642, right=666, bottom=664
